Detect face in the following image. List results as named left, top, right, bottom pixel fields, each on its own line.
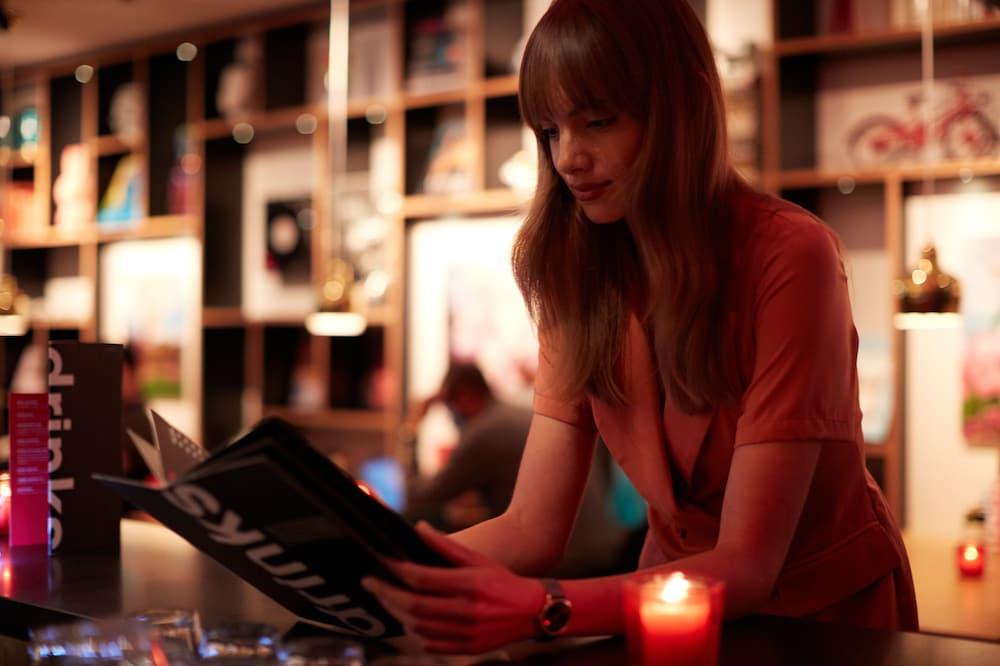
left=540, top=104, right=643, bottom=224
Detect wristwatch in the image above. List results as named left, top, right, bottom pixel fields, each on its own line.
left=535, top=578, right=572, bottom=640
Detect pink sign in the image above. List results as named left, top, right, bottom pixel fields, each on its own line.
left=8, top=393, right=50, bottom=548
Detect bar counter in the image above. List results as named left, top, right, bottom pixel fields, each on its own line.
left=1, top=520, right=999, bottom=665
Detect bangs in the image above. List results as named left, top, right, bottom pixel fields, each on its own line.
left=518, top=3, right=639, bottom=132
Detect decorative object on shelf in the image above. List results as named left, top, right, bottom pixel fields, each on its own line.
left=341, top=173, right=390, bottom=309
left=891, top=0, right=994, bottom=29
left=483, top=0, right=524, bottom=77
left=715, top=43, right=760, bottom=179
left=1, top=180, right=38, bottom=233
left=405, top=0, right=469, bottom=94
left=0, top=273, right=29, bottom=337
left=306, top=258, right=367, bottom=337
left=957, top=507, right=988, bottom=577
left=216, top=37, right=261, bottom=119
left=39, top=276, right=94, bottom=327
left=423, top=107, right=473, bottom=195
left=347, top=9, right=393, bottom=100
left=52, top=143, right=94, bottom=228
left=97, top=154, right=143, bottom=226
left=13, top=105, right=38, bottom=151
left=167, top=126, right=198, bottom=216
left=894, top=244, right=961, bottom=313
left=498, top=147, right=537, bottom=199
left=109, top=82, right=143, bottom=150
left=266, top=197, right=313, bottom=286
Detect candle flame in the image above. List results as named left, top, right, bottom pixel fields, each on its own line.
left=963, top=545, right=980, bottom=562
left=659, top=573, right=691, bottom=604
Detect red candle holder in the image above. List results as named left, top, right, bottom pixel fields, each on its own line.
left=957, top=542, right=986, bottom=577
left=624, top=572, right=725, bottom=666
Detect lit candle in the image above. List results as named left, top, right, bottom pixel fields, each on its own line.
left=627, top=573, right=722, bottom=666
left=957, top=542, right=985, bottom=577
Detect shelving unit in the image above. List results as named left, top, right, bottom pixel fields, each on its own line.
left=764, top=1, right=1000, bottom=522
left=0, top=0, right=530, bottom=472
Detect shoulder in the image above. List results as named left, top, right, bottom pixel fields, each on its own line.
left=732, top=188, right=845, bottom=282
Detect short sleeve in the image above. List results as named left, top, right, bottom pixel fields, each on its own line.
left=533, top=333, right=596, bottom=432
left=734, top=219, right=860, bottom=447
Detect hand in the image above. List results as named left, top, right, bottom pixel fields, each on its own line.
left=361, top=522, right=546, bottom=654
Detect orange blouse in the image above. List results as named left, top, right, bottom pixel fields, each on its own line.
left=533, top=189, right=918, bottom=631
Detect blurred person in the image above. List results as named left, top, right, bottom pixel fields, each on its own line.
left=407, top=361, right=635, bottom=579
left=362, top=0, right=917, bottom=655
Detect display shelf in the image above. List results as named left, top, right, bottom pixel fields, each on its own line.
left=403, top=88, right=468, bottom=110
left=202, top=307, right=246, bottom=328
left=2, top=151, right=38, bottom=169
left=261, top=405, right=388, bottom=432
left=95, top=215, right=199, bottom=243
left=91, top=134, right=130, bottom=157
left=479, top=74, right=519, bottom=99
left=2, top=226, right=91, bottom=249
left=776, top=15, right=1000, bottom=57
left=778, top=159, right=1000, bottom=190
left=195, top=104, right=325, bottom=141
left=402, top=187, right=525, bottom=218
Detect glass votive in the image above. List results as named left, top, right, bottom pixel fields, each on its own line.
left=624, top=572, right=725, bottom=666
left=281, top=636, right=364, bottom=666
left=957, top=542, right=986, bottom=577
left=369, top=655, right=453, bottom=666
left=200, top=621, right=283, bottom=665
left=131, top=608, right=203, bottom=663
left=28, top=618, right=165, bottom=664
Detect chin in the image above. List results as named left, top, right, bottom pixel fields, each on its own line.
left=580, top=206, right=625, bottom=224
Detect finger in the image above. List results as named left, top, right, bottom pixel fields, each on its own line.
left=416, top=522, right=491, bottom=566
left=384, top=559, right=478, bottom=596
left=362, top=577, right=473, bottom=624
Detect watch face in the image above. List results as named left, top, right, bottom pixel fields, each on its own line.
left=542, top=599, right=572, bottom=635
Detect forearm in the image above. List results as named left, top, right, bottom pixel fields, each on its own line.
left=450, top=511, right=561, bottom=576
left=561, top=546, right=772, bottom=638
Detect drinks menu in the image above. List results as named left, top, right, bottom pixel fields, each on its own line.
left=8, top=393, right=50, bottom=548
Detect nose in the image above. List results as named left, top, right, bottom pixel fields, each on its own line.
left=554, top=131, right=591, bottom=176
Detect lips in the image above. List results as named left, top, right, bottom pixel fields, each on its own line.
left=568, top=181, right=610, bottom=202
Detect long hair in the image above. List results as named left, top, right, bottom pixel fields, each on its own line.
left=513, top=0, right=741, bottom=413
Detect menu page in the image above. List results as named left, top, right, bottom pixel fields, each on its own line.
left=8, top=393, right=50, bottom=548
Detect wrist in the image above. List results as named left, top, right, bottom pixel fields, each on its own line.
left=534, top=578, right=573, bottom=640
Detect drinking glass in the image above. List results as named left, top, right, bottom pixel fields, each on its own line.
left=281, top=636, right=364, bottom=666
left=199, top=621, right=283, bottom=665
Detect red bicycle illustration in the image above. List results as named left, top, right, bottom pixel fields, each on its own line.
left=848, top=82, right=999, bottom=165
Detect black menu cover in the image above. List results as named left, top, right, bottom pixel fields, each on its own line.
left=95, top=416, right=450, bottom=639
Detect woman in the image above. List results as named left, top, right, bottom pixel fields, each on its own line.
left=362, top=0, right=918, bottom=654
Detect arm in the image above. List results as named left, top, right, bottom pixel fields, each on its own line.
left=363, top=437, right=820, bottom=653
left=450, top=413, right=597, bottom=576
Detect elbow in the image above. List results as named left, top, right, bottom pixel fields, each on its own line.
left=715, top=547, right=781, bottom=617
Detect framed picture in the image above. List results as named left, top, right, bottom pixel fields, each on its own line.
left=406, top=216, right=537, bottom=474
left=99, top=238, right=202, bottom=437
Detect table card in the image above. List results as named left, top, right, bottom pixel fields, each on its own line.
left=8, top=393, right=50, bottom=548
left=47, top=342, right=123, bottom=553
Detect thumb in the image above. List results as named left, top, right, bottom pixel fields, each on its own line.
left=416, top=521, right=492, bottom=567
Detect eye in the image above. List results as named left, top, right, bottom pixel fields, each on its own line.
left=587, top=115, right=616, bottom=129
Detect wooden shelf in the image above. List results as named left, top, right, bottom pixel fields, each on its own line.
left=92, top=134, right=131, bottom=157
left=30, top=317, right=90, bottom=331
left=2, top=226, right=92, bottom=249
left=403, top=188, right=527, bottom=218
left=776, top=158, right=1000, bottom=189
left=864, top=442, right=891, bottom=459
left=403, top=87, right=467, bottom=110
left=202, top=307, right=246, bottom=328
left=776, top=15, right=1000, bottom=57
left=1, top=149, right=38, bottom=169
left=261, top=405, right=388, bottom=431
left=479, top=74, right=519, bottom=99
left=96, top=215, right=199, bottom=242
left=347, top=96, right=392, bottom=120
left=195, top=105, right=325, bottom=141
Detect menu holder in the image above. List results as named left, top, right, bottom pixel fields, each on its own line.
left=94, top=413, right=451, bottom=640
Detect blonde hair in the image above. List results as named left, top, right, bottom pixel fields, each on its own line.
left=513, top=0, right=741, bottom=412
